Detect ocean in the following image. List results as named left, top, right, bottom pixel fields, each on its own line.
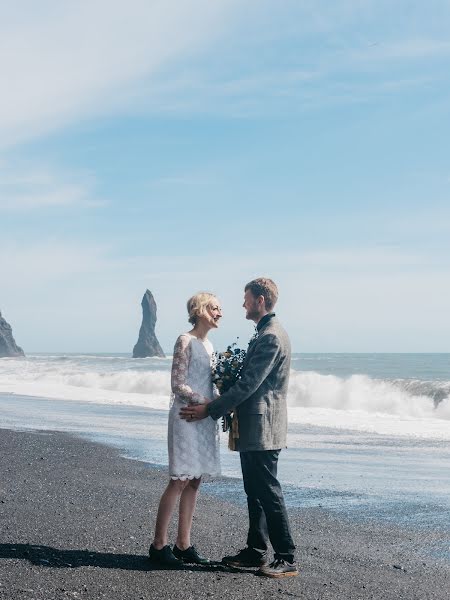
left=1, top=352, right=449, bottom=533
left=1, top=352, right=449, bottom=437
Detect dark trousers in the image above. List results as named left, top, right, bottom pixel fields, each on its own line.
left=240, top=450, right=296, bottom=563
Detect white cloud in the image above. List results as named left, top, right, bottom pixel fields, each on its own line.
left=360, top=39, right=450, bottom=61
left=0, top=0, right=239, bottom=148
left=1, top=240, right=450, bottom=352
left=0, top=162, right=104, bottom=210
left=0, top=240, right=111, bottom=284
left=1, top=1, right=449, bottom=134
left=124, top=34, right=450, bottom=118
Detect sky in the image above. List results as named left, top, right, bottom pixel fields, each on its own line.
left=1, top=0, right=450, bottom=353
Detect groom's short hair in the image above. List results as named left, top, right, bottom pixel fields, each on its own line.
left=245, top=278, right=278, bottom=311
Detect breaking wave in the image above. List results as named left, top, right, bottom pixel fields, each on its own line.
left=288, top=371, right=450, bottom=420
left=1, top=355, right=449, bottom=438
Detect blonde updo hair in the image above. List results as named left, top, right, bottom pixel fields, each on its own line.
left=187, top=292, right=218, bottom=325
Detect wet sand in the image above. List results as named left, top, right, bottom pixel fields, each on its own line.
left=0, top=428, right=448, bottom=599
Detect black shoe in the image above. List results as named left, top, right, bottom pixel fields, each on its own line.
left=148, top=544, right=184, bottom=567
left=258, top=558, right=298, bottom=578
left=222, top=547, right=267, bottom=568
left=173, top=544, right=210, bottom=565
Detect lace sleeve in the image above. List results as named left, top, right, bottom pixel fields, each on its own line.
left=171, top=335, right=203, bottom=405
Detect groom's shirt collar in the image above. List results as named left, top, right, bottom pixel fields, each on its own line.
left=256, top=312, right=276, bottom=332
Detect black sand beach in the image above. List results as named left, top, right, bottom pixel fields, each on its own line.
left=0, top=428, right=448, bottom=600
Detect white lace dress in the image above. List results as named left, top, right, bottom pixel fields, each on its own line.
left=168, top=333, right=221, bottom=480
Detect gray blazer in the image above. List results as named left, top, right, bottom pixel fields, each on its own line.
left=208, top=316, right=291, bottom=451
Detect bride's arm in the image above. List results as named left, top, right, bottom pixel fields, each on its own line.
left=171, top=334, right=206, bottom=405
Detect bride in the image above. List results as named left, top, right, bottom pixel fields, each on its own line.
left=149, top=292, right=222, bottom=566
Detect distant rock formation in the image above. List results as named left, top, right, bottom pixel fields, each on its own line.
left=0, top=311, right=25, bottom=357
left=132, top=290, right=165, bottom=358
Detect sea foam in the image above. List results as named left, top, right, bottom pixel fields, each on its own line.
left=1, top=355, right=449, bottom=440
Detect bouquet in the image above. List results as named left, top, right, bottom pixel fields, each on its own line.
left=212, top=342, right=246, bottom=396
left=211, top=342, right=246, bottom=446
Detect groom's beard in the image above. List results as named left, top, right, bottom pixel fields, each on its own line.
left=245, top=308, right=260, bottom=321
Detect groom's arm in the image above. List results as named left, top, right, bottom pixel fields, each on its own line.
left=207, top=333, right=281, bottom=420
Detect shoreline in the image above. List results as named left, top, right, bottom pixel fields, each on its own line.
left=1, top=391, right=450, bottom=535
left=0, top=427, right=449, bottom=600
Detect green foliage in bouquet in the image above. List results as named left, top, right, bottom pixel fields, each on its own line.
left=211, top=342, right=246, bottom=432
left=212, top=343, right=246, bottom=393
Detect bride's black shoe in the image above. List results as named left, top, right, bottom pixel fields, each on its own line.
left=173, top=544, right=210, bottom=565
left=148, top=544, right=184, bottom=567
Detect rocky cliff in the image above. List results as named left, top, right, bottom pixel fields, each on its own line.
left=132, top=290, right=165, bottom=358
left=0, top=311, right=25, bottom=357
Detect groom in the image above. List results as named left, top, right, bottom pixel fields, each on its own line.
left=180, top=277, right=297, bottom=578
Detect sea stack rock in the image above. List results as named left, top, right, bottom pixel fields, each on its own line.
left=0, top=311, right=25, bottom=357
left=132, top=290, right=165, bottom=358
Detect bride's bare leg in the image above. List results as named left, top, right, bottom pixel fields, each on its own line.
left=176, top=477, right=202, bottom=550
left=152, top=479, right=187, bottom=549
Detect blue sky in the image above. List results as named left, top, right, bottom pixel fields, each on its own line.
left=1, top=0, right=449, bottom=352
